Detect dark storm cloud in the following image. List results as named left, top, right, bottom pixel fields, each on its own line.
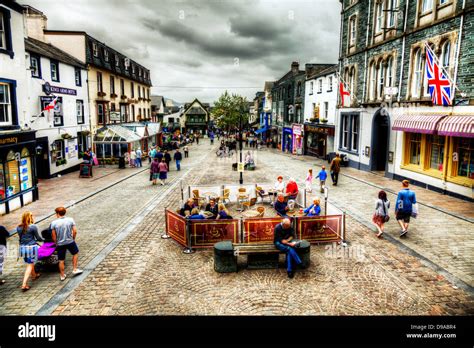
left=25, top=0, right=341, bottom=103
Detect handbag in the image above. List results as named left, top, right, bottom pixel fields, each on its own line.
left=411, top=203, right=419, bottom=218
left=382, top=200, right=390, bottom=222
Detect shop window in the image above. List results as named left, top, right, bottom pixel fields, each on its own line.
left=5, top=150, right=19, bottom=197
left=408, top=133, right=422, bottom=165
left=0, top=82, right=11, bottom=125
left=20, top=148, right=32, bottom=191
left=454, top=138, right=473, bottom=179
left=428, top=135, right=445, bottom=171
left=53, top=140, right=64, bottom=162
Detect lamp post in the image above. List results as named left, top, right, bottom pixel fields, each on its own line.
left=239, top=106, right=243, bottom=185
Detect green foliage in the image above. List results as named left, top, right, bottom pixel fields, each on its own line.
left=212, top=91, right=250, bottom=130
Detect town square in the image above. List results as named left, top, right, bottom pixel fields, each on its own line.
left=0, top=0, right=473, bottom=345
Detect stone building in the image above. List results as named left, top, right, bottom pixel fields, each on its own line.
left=338, top=0, right=473, bottom=200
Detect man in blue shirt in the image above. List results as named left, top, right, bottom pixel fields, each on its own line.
left=315, top=166, right=328, bottom=193
left=274, top=194, right=289, bottom=217
left=395, top=180, right=417, bottom=237
left=273, top=218, right=302, bottom=278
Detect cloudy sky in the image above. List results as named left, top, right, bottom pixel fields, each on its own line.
left=26, top=0, right=341, bottom=104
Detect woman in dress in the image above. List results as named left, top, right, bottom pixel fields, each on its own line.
left=305, top=169, right=313, bottom=193
left=17, top=212, right=43, bottom=291
left=373, top=190, right=390, bottom=238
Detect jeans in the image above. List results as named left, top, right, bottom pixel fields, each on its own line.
left=176, top=160, right=181, bottom=171
left=135, top=158, right=142, bottom=167
left=275, top=242, right=302, bottom=273
left=331, top=171, right=339, bottom=184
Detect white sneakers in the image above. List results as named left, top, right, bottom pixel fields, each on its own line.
left=60, top=269, right=83, bottom=281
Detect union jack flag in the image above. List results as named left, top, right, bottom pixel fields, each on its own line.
left=425, top=46, right=453, bottom=106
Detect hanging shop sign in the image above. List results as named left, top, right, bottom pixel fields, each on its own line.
left=43, top=82, right=77, bottom=96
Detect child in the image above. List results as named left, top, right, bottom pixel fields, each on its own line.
left=305, top=169, right=313, bottom=193
left=315, top=166, right=328, bottom=193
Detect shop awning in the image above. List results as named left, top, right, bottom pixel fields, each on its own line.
left=255, top=127, right=268, bottom=134
left=94, top=125, right=141, bottom=144
left=437, top=116, right=474, bottom=138
left=392, top=114, right=447, bottom=134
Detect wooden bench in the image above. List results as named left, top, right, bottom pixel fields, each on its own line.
left=213, top=241, right=310, bottom=272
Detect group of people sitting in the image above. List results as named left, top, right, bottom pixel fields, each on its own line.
left=179, top=198, right=233, bottom=220
left=273, top=194, right=321, bottom=218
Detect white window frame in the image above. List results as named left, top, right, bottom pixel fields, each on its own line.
left=342, top=115, right=350, bottom=149
left=377, top=61, right=385, bottom=99
left=30, top=55, right=40, bottom=78
left=386, top=57, right=393, bottom=88
left=50, top=61, right=59, bottom=82
left=0, top=83, right=11, bottom=125
left=0, top=14, right=5, bottom=50
left=97, top=72, right=103, bottom=93
left=369, top=62, right=376, bottom=101
left=375, top=1, right=384, bottom=33
left=75, top=67, right=81, bottom=86
left=92, top=42, right=98, bottom=57
left=421, top=0, right=433, bottom=13
left=328, top=76, right=333, bottom=91
left=76, top=100, right=84, bottom=124
left=387, top=0, right=397, bottom=28
left=349, top=16, right=357, bottom=46
left=441, top=41, right=451, bottom=70
left=318, top=79, right=323, bottom=93
left=351, top=116, right=359, bottom=152
left=97, top=103, right=105, bottom=124
left=412, top=49, right=423, bottom=98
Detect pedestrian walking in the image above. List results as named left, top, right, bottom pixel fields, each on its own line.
left=305, top=168, right=313, bottom=193
left=196, top=134, right=200, bottom=145
left=330, top=153, right=342, bottom=186
left=315, top=166, right=328, bottom=193
left=164, top=150, right=171, bottom=171
left=135, top=148, right=143, bottom=168
left=155, top=148, right=163, bottom=163
left=158, top=159, right=169, bottom=185
left=17, top=212, right=43, bottom=291
left=148, top=146, right=155, bottom=164
left=274, top=218, right=302, bottom=279
left=51, top=207, right=83, bottom=281
left=150, top=158, right=160, bottom=185
left=0, top=225, right=9, bottom=285
left=395, top=180, right=417, bottom=237
left=130, top=150, right=136, bottom=168
left=174, top=149, right=183, bottom=171
left=372, top=191, right=390, bottom=238
left=183, top=145, right=189, bottom=158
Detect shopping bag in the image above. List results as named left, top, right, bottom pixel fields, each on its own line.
left=411, top=203, right=419, bottom=218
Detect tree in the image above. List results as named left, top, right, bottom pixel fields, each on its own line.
left=212, top=91, right=250, bottom=131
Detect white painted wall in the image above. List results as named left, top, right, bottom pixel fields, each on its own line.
left=304, top=73, right=337, bottom=124
left=26, top=53, right=90, bottom=175
left=0, top=6, right=28, bottom=127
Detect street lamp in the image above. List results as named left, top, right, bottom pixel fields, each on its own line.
left=239, top=105, right=244, bottom=185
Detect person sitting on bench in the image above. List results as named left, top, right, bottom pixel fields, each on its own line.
left=205, top=199, right=219, bottom=219
left=274, top=218, right=302, bottom=279
left=180, top=198, right=195, bottom=216
left=187, top=208, right=206, bottom=220
left=216, top=204, right=233, bottom=220
left=285, top=178, right=299, bottom=200
left=274, top=194, right=289, bottom=217
left=304, top=198, right=321, bottom=217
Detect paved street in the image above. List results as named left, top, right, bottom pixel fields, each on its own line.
left=0, top=140, right=473, bottom=315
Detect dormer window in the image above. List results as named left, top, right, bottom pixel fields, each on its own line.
left=115, top=54, right=119, bottom=67
left=104, top=49, right=109, bottom=62
left=92, top=42, right=98, bottom=57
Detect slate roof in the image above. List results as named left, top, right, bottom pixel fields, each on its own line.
left=25, top=37, right=85, bottom=69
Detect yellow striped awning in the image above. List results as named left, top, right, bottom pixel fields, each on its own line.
left=392, top=114, right=447, bottom=134
left=437, top=115, right=474, bottom=138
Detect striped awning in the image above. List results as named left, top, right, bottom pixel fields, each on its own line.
left=392, top=114, right=447, bottom=134
left=437, top=116, right=474, bottom=138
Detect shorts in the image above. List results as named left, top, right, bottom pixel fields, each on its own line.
left=396, top=211, right=411, bottom=223
left=57, top=242, right=79, bottom=261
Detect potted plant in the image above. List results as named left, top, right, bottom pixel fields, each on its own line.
left=97, top=91, right=107, bottom=97
left=320, top=118, right=328, bottom=124
left=111, top=93, right=118, bottom=98
left=309, top=117, right=319, bottom=123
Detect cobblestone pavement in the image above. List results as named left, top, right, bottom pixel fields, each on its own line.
left=259, top=148, right=474, bottom=288
left=20, top=140, right=469, bottom=316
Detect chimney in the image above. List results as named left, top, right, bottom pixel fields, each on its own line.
left=291, top=61, right=300, bottom=73
left=23, top=6, right=48, bottom=42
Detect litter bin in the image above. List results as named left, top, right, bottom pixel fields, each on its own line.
left=214, top=241, right=237, bottom=273
left=296, top=240, right=311, bottom=269
left=118, top=156, right=126, bottom=169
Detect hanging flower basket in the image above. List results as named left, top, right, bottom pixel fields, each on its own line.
left=81, top=130, right=91, bottom=136
left=61, top=133, right=72, bottom=139
left=320, top=119, right=328, bottom=124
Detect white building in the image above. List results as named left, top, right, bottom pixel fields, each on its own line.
left=303, top=65, right=338, bottom=158
left=0, top=0, right=38, bottom=215
left=24, top=36, right=90, bottom=178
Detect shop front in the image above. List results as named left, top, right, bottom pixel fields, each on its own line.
left=0, top=131, right=38, bottom=215
left=94, top=125, right=141, bottom=160
left=292, top=124, right=303, bottom=155
left=282, top=127, right=293, bottom=153
left=304, top=123, right=336, bottom=159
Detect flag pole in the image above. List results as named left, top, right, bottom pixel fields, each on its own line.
left=336, top=71, right=360, bottom=104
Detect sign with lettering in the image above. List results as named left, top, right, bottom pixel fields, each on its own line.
left=305, top=125, right=335, bottom=136
left=0, top=137, right=18, bottom=145
left=79, top=164, right=92, bottom=178
left=110, top=112, right=121, bottom=122
left=43, top=83, right=77, bottom=96
left=166, top=210, right=188, bottom=247
left=243, top=217, right=282, bottom=244
left=189, top=220, right=239, bottom=248
left=296, top=215, right=343, bottom=243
